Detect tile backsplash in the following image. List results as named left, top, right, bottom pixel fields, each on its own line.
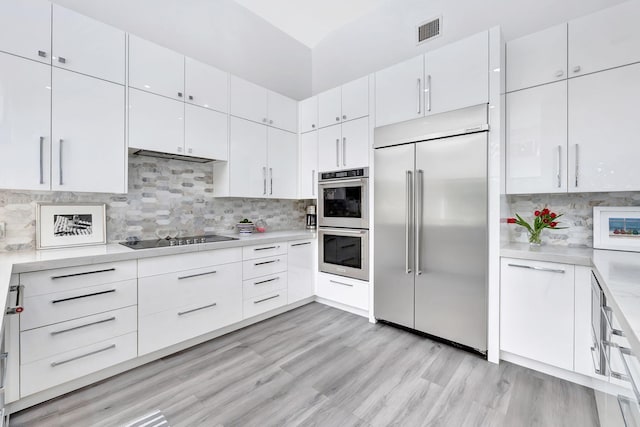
left=506, top=192, right=640, bottom=247
left=0, top=156, right=310, bottom=252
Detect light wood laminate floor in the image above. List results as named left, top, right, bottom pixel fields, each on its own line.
left=11, top=302, right=599, bottom=427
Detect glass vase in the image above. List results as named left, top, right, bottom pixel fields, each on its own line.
left=528, top=230, right=542, bottom=248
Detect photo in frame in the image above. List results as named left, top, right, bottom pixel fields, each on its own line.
left=593, top=206, right=640, bottom=252
left=36, top=203, right=107, bottom=249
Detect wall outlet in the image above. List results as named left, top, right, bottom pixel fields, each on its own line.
left=0, top=222, right=5, bottom=240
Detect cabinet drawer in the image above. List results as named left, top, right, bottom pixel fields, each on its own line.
left=21, top=306, right=137, bottom=365
left=137, top=248, right=241, bottom=278
left=316, top=274, right=369, bottom=311
left=242, top=255, right=287, bottom=280
left=138, top=283, right=242, bottom=355
left=139, top=262, right=241, bottom=317
left=20, top=260, right=137, bottom=297
left=242, top=242, right=287, bottom=260
left=21, top=332, right=137, bottom=397
left=21, top=279, right=137, bottom=331
left=243, top=272, right=287, bottom=300
left=243, top=290, right=287, bottom=319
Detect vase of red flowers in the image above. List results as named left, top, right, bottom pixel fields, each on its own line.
left=507, top=208, right=566, bottom=247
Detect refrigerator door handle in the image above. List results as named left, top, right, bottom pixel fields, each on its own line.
left=405, top=170, right=413, bottom=274
left=416, top=169, right=424, bottom=276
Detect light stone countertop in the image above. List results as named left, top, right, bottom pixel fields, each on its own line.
left=0, top=229, right=316, bottom=332
left=500, top=242, right=593, bottom=266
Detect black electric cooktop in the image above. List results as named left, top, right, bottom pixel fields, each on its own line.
left=119, top=234, right=238, bottom=250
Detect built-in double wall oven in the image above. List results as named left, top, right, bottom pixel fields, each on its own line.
left=318, top=168, right=369, bottom=281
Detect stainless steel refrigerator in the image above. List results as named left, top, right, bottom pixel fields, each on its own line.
left=373, top=104, right=488, bottom=354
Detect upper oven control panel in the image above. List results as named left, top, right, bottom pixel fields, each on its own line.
left=320, top=168, right=368, bottom=181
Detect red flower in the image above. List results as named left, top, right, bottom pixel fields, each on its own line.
left=534, top=210, right=541, bottom=217
left=543, top=218, right=549, bottom=224
left=507, top=218, right=516, bottom=223
left=542, top=208, right=550, bottom=215
left=550, top=222, right=558, bottom=227
left=550, top=212, right=557, bottom=219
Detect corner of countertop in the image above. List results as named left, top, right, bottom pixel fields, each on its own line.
left=500, top=242, right=593, bottom=266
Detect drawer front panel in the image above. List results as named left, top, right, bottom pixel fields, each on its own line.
left=20, top=332, right=137, bottom=397
left=316, top=274, right=369, bottom=311
left=20, top=260, right=137, bottom=297
left=138, top=262, right=242, bottom=317
left=21, top=279, right=137, bottom=331
left=21, top=306, right=137, bottom=364
left=138, top=282, right=242, bottom=355
left=242, top=272, right=287, bottom=300
left=242, top=255, right=287, bottom=280
left=242, top=242, right=287, bottom=260
left=137, top=247, right=242, bottom=278
left=243, top=290, right=287, bottom=319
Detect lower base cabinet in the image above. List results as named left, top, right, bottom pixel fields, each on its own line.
left=316, top=272, right=369, bottom=311
left=288, top=240, right=315, bottom=303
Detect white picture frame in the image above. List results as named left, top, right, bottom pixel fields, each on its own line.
left=593, top=206, right=640, bottom=252
left=36, top=203, right=107, bottom=250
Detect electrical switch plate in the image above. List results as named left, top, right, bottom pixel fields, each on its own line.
left=0, top=222, right=5, bottom=240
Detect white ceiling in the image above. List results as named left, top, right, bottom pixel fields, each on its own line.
left=232, top=0, right=389, bottom=48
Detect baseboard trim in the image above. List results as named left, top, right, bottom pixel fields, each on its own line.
left=314, top=297, right=369, bottom=318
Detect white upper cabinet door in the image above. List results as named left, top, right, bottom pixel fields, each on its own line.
left=52, top=5, right=126, bottom=84
left=506, top=24, right=568, bottom=92
left=51, top=69, right=126, bottom=194
left=0, top=0, right=51, bottom=64
left=229, top=75, right=268, bottom=125
left=268, top=127, right=298, bottom=198
left=318, top=124, right=342, bottom=172
left=568, top=63, right=640, bottom=193
left=184, top=57, right=228, bottom=113
left=506, top=81, right=567, bottom=194
left=299, top=96, right=318, bottom=133
left=128, top=88, right=184, bottom=155
left=341, top=117, right=369, bottom=169
left=0, top=54, right=51, bottom=191
left=229, top=117, right=268, bottom=198
left=318, top=86, right=342, bottom=129
left=185, top=104, right=228, bottom=161
left=375, top=55, right=424, bottom=127
left=129, top=35, right=184, bottom=101
left=299, top=131, right=318, bottom=199
left=268, top=91, right=298, bottom=133
left=569, top=1, right=640, bottom=77
left=425, top=31, right=489, bottom=116
left=341, top=75, right=369, bottom=122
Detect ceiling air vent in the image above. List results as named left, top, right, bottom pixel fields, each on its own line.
left=417, top=17, right=441, bottom=44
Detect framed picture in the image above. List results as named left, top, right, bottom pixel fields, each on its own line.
left=36, top=203, right=107, bottom=249
left=593, top=206, right=640, bottom=252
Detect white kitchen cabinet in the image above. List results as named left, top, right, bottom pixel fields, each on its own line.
left=506, top=81, right=568, bottom=194
left=51, top=68, right=126, bottom=194
left=318, top=117, right=369, bottom=172
left=316, top=273, right=369, bottom=311
left=129, top=35, right=184, bottom=101
left=128, top=88, right=184, bottom=156
left=318, top=86, right=342, bottom=129
left=185, top=104, right=228, bottom=161
left=318, top=76, right=369, bottom=129
left=299, top=131, right=318, bottom=199
left=0, top=0, right=51, bottom=64
left=375, top=55, right=424, bottom=127
left=229, top=75, right=268, bottom=125
left=569, top=1, right=640, bottom=77
left=299, top=96, right=318, bottom=133
left=500, top=258, right=575, bottom=371
left=0, top=53, right=51, bottom=191
left=52, top=5, right=126, bottom=85
left=506, top=24, right=567, bottom=92
left=287, top=240, right=315, bottom=303
left=184, top=57, right=228, bottom=113
left=568, top=63, right=640, bottom=193
left=425, top=30, right=489, bottom=116
left=229, top=117, right=268, bottom=198
left=268, top=91, right=298, bottom=133
left=267, top=127, right=298, bottom=198
left=574, top=266, right=604, bottom=379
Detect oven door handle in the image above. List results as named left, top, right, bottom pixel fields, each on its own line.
left=319, top=178, right=365, bottom=185
left=319, top=228, right=367, bottom=235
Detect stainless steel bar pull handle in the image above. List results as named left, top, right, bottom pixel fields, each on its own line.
left=336, top=139, right=340, bottom=167
left=556, top=145, right=562, bottom=188
left=405, top=170, right=413, bottom=274
left=51, top=344, right=116, bottom=367
left=51, top=316, right=116, bottom=336
left=330, top=280, right=353, bottom=287
left=416, top=78, right=421, bottom=114
left=270, top=167, right=273, bottom=195
left=342, top=137, right=346, bottom=166
left=263, top=166, right=267, bottom=195
left=507, top=263, right=565, bottom=274
left=51, top=268, right=116, bottom=280
left=291, top=242, right=311, bottom=247
left=59, top=139, right=64, bottom=185
left=178, top=270, right=217, bottom=280
left=254, top=294, right=280, bottom=304
left=312, top=169, right=315, bottom=196
left=39, top=136, right=45, bottom=184
left=178, top=302, right=217, bottom=316
left=254, top=259, right=279, bottom=266
left=51, top=289, right=116, bottom=304
left=254, top=245, right=279, bottom=251
left=254, top=277, right=280, bottom=285
left=602, top=306, right=625, bottom=337
left=416, top=170, right=424, bottom=275
left=574, top=144, right=579, bottom=188
left=426, top=75, right=432, bottom=112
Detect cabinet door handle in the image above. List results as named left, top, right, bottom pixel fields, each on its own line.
left=51, top=316, right=116, bottom=336
left=342, top=137, right=346, bottom=166
left=263, top=166, right=267, bottom=195
left=555, top=70, right=564, bottom=78
left=336, top=139, right=340, bottom=167
left=177, top=92, right=183, bottom=98
left=329, top=279, right=353, bottom=287
left=39, top=136, right=45, bottom=184
left=51, top=344, right=116, bottom=367
left=574, top=144, right=579, bottom=188
left=38, top=50, right=47, bottom=58
left=51, top=268, right=116, bottom=280
left=254, top=259, right=280, bottom=266
left=602, top=340, right=631, bottom=382
left=178, top=302, right=217, bottom=316
left=405, top=170, right=413, bottom=274
left=342, top=115, right=347, bottom=120
left=602, top=306, right=625, bottom=337
left=254, top=245, right=279, bottom=251
left=291, top=242, right=311, bottom=247
left=416, top=169, right=424, bottom=276
left=254, top=277, right=280, bottom=285
left=269, top=119, right=273, bottom=125
left=507, top=263, right=565, bottom=274
left=426, top=75, right=432, bottom=112
left=312, top=169, right=316, bottom=196
left=51, top=289, right=116, bottom=304
left=335, top=116, right=340, bottom=122
left=416, top=78, right=422, bottom=114
left=188, top=95, right=194, bottom=101
left=178, top=270, right=217, bottom=280
left=57, top=56, right=66, bottom=64
left=59, top=139, right=64, bottom=185
left=573, top=65, right=581, bottom=74
left=6, top=285, right=24, bottom=315
left=556, top=145, right=562, bottom=188
left=270, top=167, right=273, bottom=195
left=254, top=294, right=280, bottom=304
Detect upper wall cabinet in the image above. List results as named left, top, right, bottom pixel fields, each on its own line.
left=0, top=0, right=51, bottom=64
left=506, top=24, right=567, bottom=92
left=184, top=57, right=228, bottom=113
left=569, top=1, right=640, bottom=77
left=129, top=35, right=184, bottom=101
left=52, top=5, right=126, bottom=85
left=299, top=96, right=318, bottom=133
left=268, top=91, right=298, bottom=134
left=375, top=55, right=424, bottom=127
left=318, top=76, right=368, bottom=129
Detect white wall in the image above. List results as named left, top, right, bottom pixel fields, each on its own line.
left=312, top=0, right=627, bottom=93
left=53, top=0, right=312, bottom=100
